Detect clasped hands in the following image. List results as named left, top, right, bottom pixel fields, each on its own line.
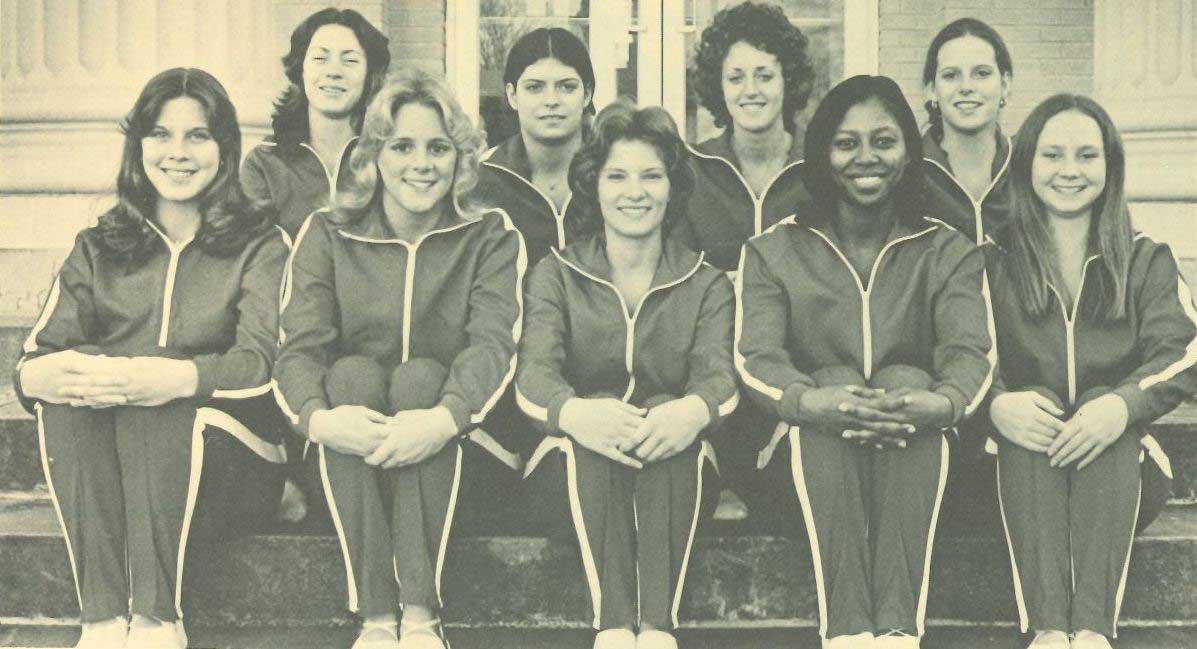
left=308, top=404, right=458, bottom=469
left=558, top=395, right=710, bottom=469
left=20, top=349, right=197, bottom=408
left=795, top=385, right=953, bottom=450
left=990, top=391, right=1128, bottom=470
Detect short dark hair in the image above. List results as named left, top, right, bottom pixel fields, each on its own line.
left=503, top=27, right=596, bottom=116
left=802, top=75, right=925, bottom=223
left=922, top=18, right=1013, bottom=139
left=270, top=8, right=391, bottom=148
left=568, top=101, right=695, bottom=236
left=98, top=68, right=269, bottom=263
left=692, top=1, right=814, bottom=134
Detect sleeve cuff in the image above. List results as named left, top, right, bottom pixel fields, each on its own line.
left=547, top=391, right=575, bottom=436
left=933, top=384, right=968, bottom=426
left=298, top=398, right=328, bottom=438
left=437, top=393, right=472, bottom=435
left=780, top=381, right=812, bottom=424
left=192, top=355, right=218, bottom=401
left=1112, top=383, right=1151, bottom=432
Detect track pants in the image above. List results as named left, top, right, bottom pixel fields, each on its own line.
left=319, top=357, right=466, bottom=617
left=37, top=399, right=286, bottom=623
left=994, top=386, right=1160, bottom=638
left=524, top=423, right=718, bottom=630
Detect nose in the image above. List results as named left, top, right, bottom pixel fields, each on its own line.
left=856, top=141, right=880, bottom=163
left=1059, top=156, right=1081, bottom=177
left=743, top=75, right=759, bottom=96
left=167, top=135, right=189, bottom=159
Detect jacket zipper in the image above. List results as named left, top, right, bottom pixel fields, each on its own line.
left=922, top=134, right=1012, bottom=246
left=686, top=144, right=802, bottom=235
left=483, top=162, right=571, bottom=248
left=300, top=137, right=357, bottom=206
left=1046, top=254, right=1100, bottom=405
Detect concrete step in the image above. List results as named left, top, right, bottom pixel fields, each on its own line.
left=1, top=623, right=1194, bottom=649
left=1, top=493, right=1194, bottom=630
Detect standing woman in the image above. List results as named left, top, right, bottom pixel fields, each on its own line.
left=987, top=95, right=1195, bottom=649
left=517, top=102, right=737, bottom=649
left=736, top=75, right=995, bottom=648
left=274, top=70, right=525, bottom=649
left=241, top=7, right=390, bottom=238
left=681, top=0, right=816, bottom=271
left=471, top=27, right=597, bottom=266
left=921, top=17, right=1014, bottom=247
left=15, top=68, right=290, bottom=649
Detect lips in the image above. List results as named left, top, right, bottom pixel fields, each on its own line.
left=161, top=168, right=197, bottom=181
left=318, top=85, right=347, bottom=97
left=1050, top=184, right=1088, bottom=194
left=618, top=206, right=652, bottom=217
left=953, top=100, right=983, bottom=111
left=403, top=178, right=436, bottom=191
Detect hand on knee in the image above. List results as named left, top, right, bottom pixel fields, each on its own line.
left=990, top=386, right=1065, bottom=454
left=388, top=359, right=448, bottom=412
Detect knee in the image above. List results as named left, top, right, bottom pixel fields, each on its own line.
left=326, top=356, right=388, bottom=411
left=1076, top=385, right=1112, bottom=408
left=389, top=358, right=448, bottom=412
left=812, top=365, right=866, bottom=387
left=869, top=364, right=932, bottom=391
left=73, top=344, right=106, bottom=356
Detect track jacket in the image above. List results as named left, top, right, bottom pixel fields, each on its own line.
left=735, top=213, right=996, bottom=432
left=241, top=137, right=357, bottom=239
left=15, top=222, right=290, bottom=437
left=515, top=235, right=739, bottom=436
left=273, top=203, right=526, bottom=438
left=987, top=234, right=1197, bottom=431
left=921, top=129, right=1013, bottom=247
left=676, top=129, right=811, bottom=271
left=470, top=135, right=593, bottom=266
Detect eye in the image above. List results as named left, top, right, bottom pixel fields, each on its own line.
left=1081, top=150, right=1102, bottom=160
left=389, top=140, right=413, bottom=153
left=523, top=81, right=543, bottom=93
left=940, top=70, right=958, bottom=81
left=832, top=137, right=857, bottom=151
left=559, top=80, right=580, bottom=93
left=430, top=142, right=453, bottom=156
left=603, top=171, right=627, bottom=182
left=1040, top=150, right=1061, bottom=160
left=725, top=73, right=743, bottom=84
left=148, top=129, right=170, bottom=141
left=643, top=171, right=665, bottom=181
left=756, top=71, right=774, bottom=82
left=874, top=135, right=898, bottom=149
left=976, top=68, right=992, bottom=78
left=187, top=130, right=212, bottom=143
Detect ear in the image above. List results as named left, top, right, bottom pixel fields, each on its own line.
left=505, top=83, right=518, bottom=111
left=584, top=85, right=594, bottom=111
left=999, top=72, right=1012, bottom=106
left=923, top=80, right=937, bottom=107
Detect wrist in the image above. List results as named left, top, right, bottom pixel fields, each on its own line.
left=431, top=405, right=459, bottom=442
left=307, top=408, right=331, bottom=444
left=174, top=359, right=198, bottom=399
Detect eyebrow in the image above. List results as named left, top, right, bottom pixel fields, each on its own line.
left=311, top=46, right=362, bottom=55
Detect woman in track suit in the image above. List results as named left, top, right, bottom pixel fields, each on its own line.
left=735, top=75, right=995, bottom=649
left=986, top=95, right=1196, bottom=649
left=15, top=68, right=290, bottom=649
left=240, top=7, right=390, bottom=239
left=678, top=0, right=817, bottom=272
left=517, top=102, right=738, bottom=649
left=273, top=70, right=525, bottom=649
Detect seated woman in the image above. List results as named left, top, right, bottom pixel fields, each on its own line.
left=272, top=70, right=524, bottom=649
left=517, top=102, right=738, bottom=649
left=14, top=68, right=290, bottom=649
left=735, top=75, right=995, bottom=649
left=987, top=94, right=1195, bottom=649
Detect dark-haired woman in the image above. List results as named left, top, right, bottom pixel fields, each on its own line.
left=987, top=95, right=1195, bottom=649
left=274, top=70, right=524, bottom=649
left=15, top=68, right=289, bottom=649
left=736, top=75, right=995, bottom=648
left=517, top=102, right=737, bottom=649
left=679, top=0, right=816, bottom=271
left=241, top=7, right=391, bottom=238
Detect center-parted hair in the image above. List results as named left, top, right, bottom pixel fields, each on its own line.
left=335, top=70, right=487, bottom=224
left=97, top=67, right=270, bottom=264
left=922, top=18, right=1013, bottom=139
left=568, top=100, right=695, bottom=237
left=503, top=27, right=596, bottom=116
left=1005, top=94, right=1132, bottom=321
left=692, top=1, right=814, bottom=134
left=270, top=8, right=391, bottom=149
left=801, top=75, right=925, bottom=223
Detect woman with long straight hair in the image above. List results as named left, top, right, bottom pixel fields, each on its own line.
left=517, top=101, right=737, bottom=649
left=273, top=70, right=525, bottom=649
left=15, top=67, right=290, bottom=649
left=987, top=94, right=1194, bottom=649
left=735, top=75, right=995, bottom=648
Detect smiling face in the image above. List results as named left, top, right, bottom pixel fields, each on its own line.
left=506, top=57, right=590, bottom=145
left=141, top=96, right=220, bottom=207
left=721, top=40, right=786, bottom=134
left=598, top=139, right=671, bottom=241
left=828, top=97, right=908, bottom=207
left=377, top=102, right=458, bottom=221
left=926, top=34, right=1008, bottom=135
left=1031, top=109, right=1106, bottom=221
left=303, top=24, right=367, bottom=120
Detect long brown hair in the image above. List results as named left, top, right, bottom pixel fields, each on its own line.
left=1006, top=94, right=1132, bottom=321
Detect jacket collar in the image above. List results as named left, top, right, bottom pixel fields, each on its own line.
left=690, top=127, right=804, bottom=170
left=556, top=234, right=704, bottom=289
left=482, top=134, right=535, bottom=180
left=922, top=127, right=1010, bottom=180
left=335, top=198, right=472, bottom=243
left=804, top=210, right=938, bottom=251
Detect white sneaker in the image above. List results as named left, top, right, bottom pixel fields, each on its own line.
left=277, top=477, right=308, bottom=523
left=824, top=631, right=875, bottom=648
left=1028, top=630, right=1071, bottom=648
left=352, top=621, right=400, bottom=649
left=594, top=628, right=636, bottom=649
left=1072, top=630, right=1114, bottom=649
left=636, top=628, right=678, bottom=649
left=75, top=616, right=127, bottom=649
left=397, top=618, right=446, bottom=649
left=125, top=615, right=187, bottom=649
left=874, top=629, right=919, bottom=648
